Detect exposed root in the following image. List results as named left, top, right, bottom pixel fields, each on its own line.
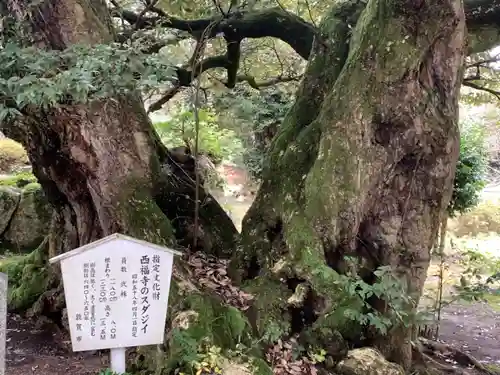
left=413, top=338, right=499, bottom=375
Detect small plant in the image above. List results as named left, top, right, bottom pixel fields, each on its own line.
left=189, top=344, right=224, bottom=375
left=307, top=348, right=327, bottom=364
left=336, top=259, right=416, bottom=334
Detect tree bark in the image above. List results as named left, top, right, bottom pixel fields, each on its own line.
left=231, top=0, right=466, bottom=369
left=1, top=0, right=238, bottom=315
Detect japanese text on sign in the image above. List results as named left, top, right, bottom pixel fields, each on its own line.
left=57, top=237, right=175, bottom=352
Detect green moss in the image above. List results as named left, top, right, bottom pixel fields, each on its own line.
left=485, top=363, right=500, bottom=375
left=23, top=183, right=52, bottom=223
left=0, top=239, right=51, bottom=311
left=2, top=183, right=51, bottom=252
left=133, top=283, right=257, bottom=374
left=0, top=172, right=37, bottom=188
left=116, top=177, right=175, bottom=246
left=243, top=276, right=291, bottom=340
left=22, top=182, right=41, bottom=192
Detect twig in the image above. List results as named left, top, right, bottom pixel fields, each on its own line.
left=189, top=20, right=220, bottom=250
left=419, top=338, right=499, bottom=375
left=462, top=80, right=500, bottom=100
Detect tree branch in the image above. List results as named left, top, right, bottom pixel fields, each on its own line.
left=226, top=74, right=302, bottom=89
left=115, top=1, right=500, bottom=57
left=462, top=80, right=500, bottom=99
left=465, top=0, right=500, bottom=53
left=123, top=0, right=500, bottom=109
left=147, top=55, right=229, bottom=113
left=112, top=7, right=315, bottom=59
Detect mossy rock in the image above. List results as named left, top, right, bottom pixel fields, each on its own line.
left=336, top=348, right=404, bottom=375
left=3, top=183, right=52, bottom=251
left=131, top=271, right=268, bottom=375
left=0, top=242, right=51, bottom=311
left=153, top=296, right=252, bottom=372
left=0, top=171, right=37, bottom=188
left=0, top=186, right=20, bottom=237
left=0, top=138, right=28, bottom=173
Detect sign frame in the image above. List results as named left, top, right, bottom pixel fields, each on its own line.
left=50, top=233, right=181, bottom=374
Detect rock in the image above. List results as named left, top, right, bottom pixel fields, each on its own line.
left=0, top=187, right=20, bottom=236
left=336, top=348, right=404, bottom=375
left=3, top=183, right=52, bottom=251
left=171, top=310, right=199, bottom=331
left=222, top=361, right=253, bottom=375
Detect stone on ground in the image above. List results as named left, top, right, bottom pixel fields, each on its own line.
left=336, top=348, right=404, bottom=375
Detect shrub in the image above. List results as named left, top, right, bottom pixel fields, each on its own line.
left=154, top=107, right=244, bottom=164
left=0, top=138, right=28, bottom=173
left=448, top=116, right=488, bottom=217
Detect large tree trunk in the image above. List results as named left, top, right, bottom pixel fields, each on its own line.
left=231, top=0, right=466, bottom=369
left=1, top=0, right=238, bottom=316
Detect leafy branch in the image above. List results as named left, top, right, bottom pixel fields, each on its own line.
left=111, top=0, right=500, bottom=110
left=0, top=43, right=176, bottom=120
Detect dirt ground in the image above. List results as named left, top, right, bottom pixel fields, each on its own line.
left=6, top=314, right=104, bottom=375
left=438, top=303, right=500, bottom=365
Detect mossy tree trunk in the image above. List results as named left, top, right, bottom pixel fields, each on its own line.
left=231, top=0, right=466, bottom=369
left=1, top=0, right=238, bottom=316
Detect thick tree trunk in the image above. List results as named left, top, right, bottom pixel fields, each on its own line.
left=1, top=0, right=238, bottom=316
left=231, top=0, right=466, bottom=369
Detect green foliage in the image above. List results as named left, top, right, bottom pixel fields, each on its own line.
left=213, top=87, right=292, bottom=179
left=448, top=116, right=488, bottom=216
left=454, top=246, right=500, bottom=302
left=0, top=171, right=37, bottom=187
left=154, top=107, right=244, bottom=163
left=461, top=52, right=500, bottom=106
left=185, top=343, right=225, bottom=375
left=160, top=293, right=253, bottom=374
left=0, top=138, right=28, bottom=172
left=0, top=43, right=175, bottom=120
left=98, top=370, right=131, bottom=375
left=0, top=242, right=50, bottom=311
left=333, top=260, right=416, bottom=335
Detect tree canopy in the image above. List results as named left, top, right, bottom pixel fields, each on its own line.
left=3, top=0, right=500, bottom=119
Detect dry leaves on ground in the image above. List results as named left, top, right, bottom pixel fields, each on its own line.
left=266, top=338, right=319, bottom=375
left=185, top=252, right=254, bottom=310
left=183, top=253, right=319, bottom=374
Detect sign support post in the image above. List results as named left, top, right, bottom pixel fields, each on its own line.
left=111, top=347, right=126, bottom=374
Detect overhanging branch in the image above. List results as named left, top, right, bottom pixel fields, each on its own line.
left=462, top=80, right=500, bottom=99
left=121, top=0, right=500, bottom=109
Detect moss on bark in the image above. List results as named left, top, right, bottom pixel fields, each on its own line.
left=0, top=237, right=54, bottom=311
left=233, top=0, right=466, bottom=369
left=130, top=263, right=270, bottom=375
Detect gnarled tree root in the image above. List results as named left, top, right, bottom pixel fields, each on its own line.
left=412, top=338, right=499, bottom=375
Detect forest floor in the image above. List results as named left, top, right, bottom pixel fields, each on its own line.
left=5, top=193, right=500, bottom=375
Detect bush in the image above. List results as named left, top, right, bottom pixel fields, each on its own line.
left=154, top=108, right=244, bottom=164
left=448, top=116, right=488, bottom=217
left=0, top=138, right=28, bottom=173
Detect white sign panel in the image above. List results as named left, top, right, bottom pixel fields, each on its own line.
left=51, top=234, right=178, bottom=352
